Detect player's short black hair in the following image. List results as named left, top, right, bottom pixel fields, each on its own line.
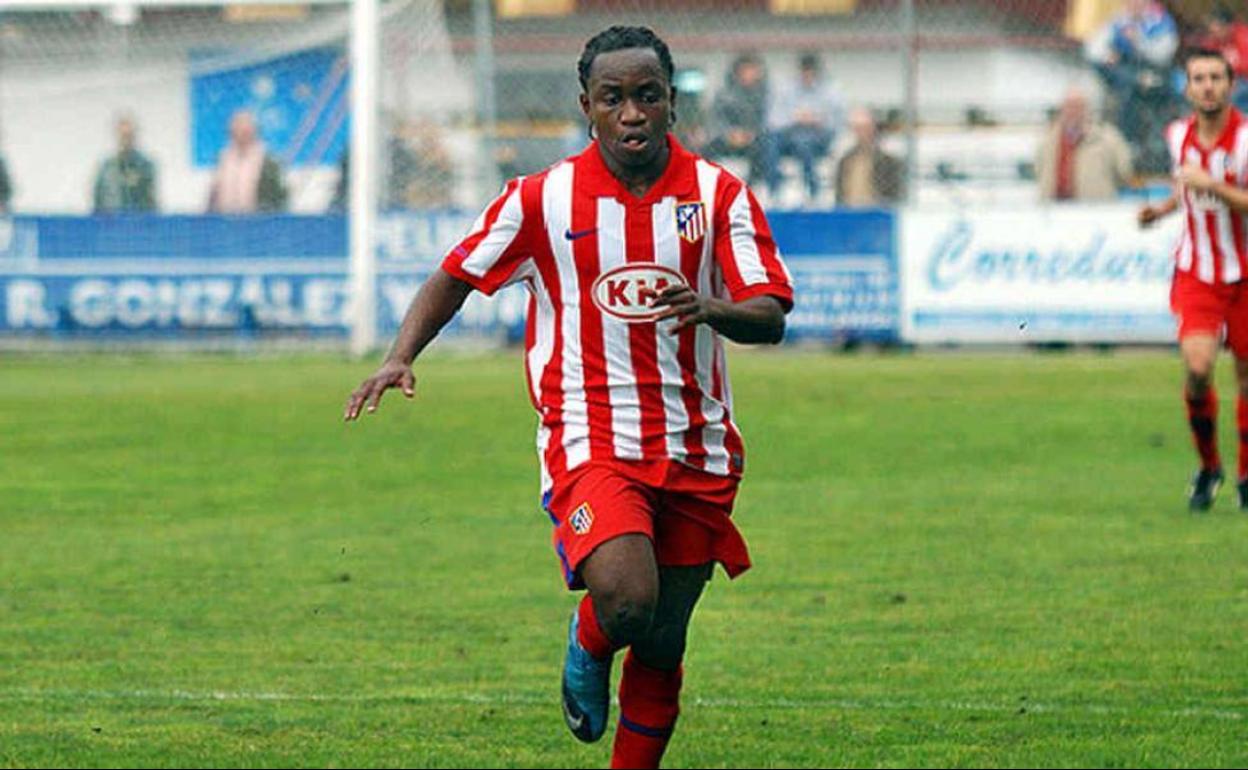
left=1184, top=46, right=1234, bottom=80
left=577, top=26, right=675, bottom=92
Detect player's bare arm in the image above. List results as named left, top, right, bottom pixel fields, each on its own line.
left=1138, top=191, right=1179, bottom=227
left=343, top=268, right=473, bottom=421
left=1179, top=162, right=1248, bottom=215
left=652, top=285, right=786, bottom=344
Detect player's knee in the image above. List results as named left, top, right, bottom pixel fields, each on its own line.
left=1187, top=364, right=1215, bottom=391
left=595, top=586, right=657, bottom=645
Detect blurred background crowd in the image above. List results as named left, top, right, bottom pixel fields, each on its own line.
left=0, top=0, right=1239, bottom=216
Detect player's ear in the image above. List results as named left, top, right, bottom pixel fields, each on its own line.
left=669, top=85, right=678, bottom=127
left=580, top=91, right=598, bottom=139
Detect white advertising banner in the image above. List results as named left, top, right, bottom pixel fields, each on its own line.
left=901, top=205, right=1182, bottom=343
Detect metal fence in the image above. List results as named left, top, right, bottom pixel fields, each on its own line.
left=0, top=0, right=1229, bottom=349
left=2, top=1, right=1226, bottom=216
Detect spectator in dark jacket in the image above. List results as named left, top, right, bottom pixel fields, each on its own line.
left=705, top=52, right=768, bottom=185
left=836, top=107, right=903, bottom=206
left=93, top=114, right=157, bottom=213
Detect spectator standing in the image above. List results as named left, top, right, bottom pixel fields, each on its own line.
left=208, top=110, right=287, bottom=214
left=93, top=114, right=157, bottom=213
left=705, top=52, right=768, bottom=185
left=1036, top=88, right=1133, bottom=201
left=835, top=106, right=904, bottom=206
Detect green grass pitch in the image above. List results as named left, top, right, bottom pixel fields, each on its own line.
left=1, top=349, right=1245, bottom=768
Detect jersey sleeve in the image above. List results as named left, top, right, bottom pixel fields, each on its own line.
left=1233, top=124, right=1248, bottom=185
left=440, top=177, right=532, bottom=296
left=712, top=178, right=795, bottom=311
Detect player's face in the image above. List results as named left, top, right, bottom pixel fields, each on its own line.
left=1186, top=57, right=1233, bottom=116
left=580, top=47, right=674, bottom=173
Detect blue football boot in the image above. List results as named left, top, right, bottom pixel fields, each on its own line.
left=561, top=611, right=612, bottom=743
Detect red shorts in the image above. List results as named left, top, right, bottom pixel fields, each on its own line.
left=543, top=460, right=752, bottom=590
left=1171, top=270, right=1248, bottom=356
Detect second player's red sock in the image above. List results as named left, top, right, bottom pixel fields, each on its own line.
left=576, top=594, right=620, bottom=660
left=1186, top=387, right=1221, bottom=471
left=1237, top=395, right=1248, bottom=481
left=610, top=652, right=682, bottom=770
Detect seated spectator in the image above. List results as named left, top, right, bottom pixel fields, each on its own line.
left=705, top=52, right=768, bottom=186
left=1036, top=88, right=1133, bottom=202
left=1197, top=5, right=1248, bottom=112
left=1084, top=0, right=1179, bottom=174
left=763, top=52, right=845, bottom=204
left=208, top=110, right=287, bottom=214
left=93, top=114, right=157, bottom=214
left=835, top=107, right=904, bottom=207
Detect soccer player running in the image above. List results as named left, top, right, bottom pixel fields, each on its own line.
left=344, top=26, right=793, bottom=768
left=1140, top=47, right=1248, bottom=511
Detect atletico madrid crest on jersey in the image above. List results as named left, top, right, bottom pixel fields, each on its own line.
left=675, top=201, right=706, bottom=243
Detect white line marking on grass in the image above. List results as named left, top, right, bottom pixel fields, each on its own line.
left=1, top=688, right=1244, bottom=722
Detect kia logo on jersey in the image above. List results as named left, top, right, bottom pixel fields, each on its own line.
left=591, top=264, right=688, bottom=323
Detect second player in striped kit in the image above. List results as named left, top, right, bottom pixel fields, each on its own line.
left=1140, top=47, right=1248, bottom=510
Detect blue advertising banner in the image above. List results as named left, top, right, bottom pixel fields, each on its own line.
left=191, top=48, right=350, bottom=168
left=770, top=209, right=898, bottom=342
left=0, top=211, right=900, bottom=343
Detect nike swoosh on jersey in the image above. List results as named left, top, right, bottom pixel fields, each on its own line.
left=564, top=227, right=597, bottom=241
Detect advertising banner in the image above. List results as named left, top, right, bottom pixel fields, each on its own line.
left=901, top=205, right=1180, bottom=343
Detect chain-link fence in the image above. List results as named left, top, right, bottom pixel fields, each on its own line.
left=0, top=0, right=1234, bottom=348
left=0, top=1, right=1234, bottom=215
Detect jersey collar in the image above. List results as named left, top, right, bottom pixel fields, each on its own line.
left=575, top=133, right=699, bottom=203
left=1186, top=107, right=1243, bottom=154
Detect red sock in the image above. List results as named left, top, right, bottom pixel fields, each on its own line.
left=576, top=594, right=620, bottom=660
left=1186, top=387, right=1221, bottom=471
left=610, top=652, right=682, bottom=770
left=1238, top=395, right=1248, bottom=481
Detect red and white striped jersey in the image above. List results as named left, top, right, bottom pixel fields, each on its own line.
left=1166, top=108, right=1248, bottom=284
left=441, top=135, right=794, bottom=492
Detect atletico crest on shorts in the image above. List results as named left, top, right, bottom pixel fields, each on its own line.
left=675, top=201, right=706, bottom=243
left=570, top=503, right=594, bottom=535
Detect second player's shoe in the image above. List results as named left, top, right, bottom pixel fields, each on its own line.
left=1188, top=467, right=1224, bottom=511
left=1237, top=477, right=1248, bottom=511
left=561, top=612, right=612, bottom=743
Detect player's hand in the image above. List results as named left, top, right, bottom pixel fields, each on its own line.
left=344, top=359, right=416, bottom=421
left=652, top=285, right=723, bottom=334
left=1138, top=204, right=1164, bottom=228
left=1179, top=162, right=1215, bottom=193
